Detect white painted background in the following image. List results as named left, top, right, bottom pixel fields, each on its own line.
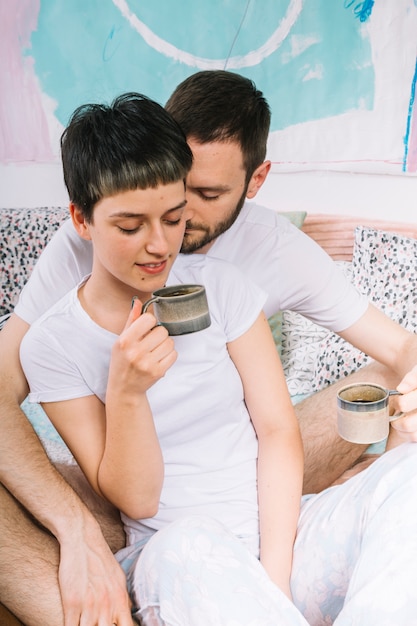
left=1, top=162, right=415, bottom=223
left=1, top=0, right=416, bottom=223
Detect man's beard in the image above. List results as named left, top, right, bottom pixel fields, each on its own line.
left=181, top=188, right=247, bottom=254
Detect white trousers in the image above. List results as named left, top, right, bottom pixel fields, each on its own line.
left=117, top=443, right=417, bottom=625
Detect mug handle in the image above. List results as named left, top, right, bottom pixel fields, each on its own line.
left=388, top=390, right=404, bottom=422
left=141, top=296, right=160, bottom=314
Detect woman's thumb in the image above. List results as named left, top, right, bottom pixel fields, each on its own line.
left=124, top=295, right=143, bottom=330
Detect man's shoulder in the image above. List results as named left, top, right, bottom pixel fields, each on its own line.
left=224, top=202, right=300, bottom=238
left=29, top=285, right=78, bottom=331
left=54, top=218, right=93, bottom=252
left=14, top=219, right=93, bottom=324
left=173, top=252, right=242, bottom=282
left=235, top=201, right=285, bottom=226
left=211, top=202, right=301, bottom=259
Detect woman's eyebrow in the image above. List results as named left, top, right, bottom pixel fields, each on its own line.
left=109, top=200, right=187, bottom=219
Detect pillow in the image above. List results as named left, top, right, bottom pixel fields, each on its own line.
left=312, top=226, right=417, bottom=391
left=280, top=261, right=353, bottom=395
left=0, top=206, right=69, bottom=317
left=280, top=310, right=330, bottom=395
left=267, top=211, right=307, bottom=357
left=278, top=210, right=307, bottom=230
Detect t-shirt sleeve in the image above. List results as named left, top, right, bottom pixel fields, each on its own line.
left=20, top=324, right=94, bottom=403
left=208, top=205, right=367, bottom=332
left=265, top=222, right=368, bottom=332
left=204, top=260, right=267, bottom=343
left=14, top=220, right=93, bottom=325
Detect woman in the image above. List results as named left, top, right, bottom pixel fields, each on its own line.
left=20, top=92, right=304, bottom=625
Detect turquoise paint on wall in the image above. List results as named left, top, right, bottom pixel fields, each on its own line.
left=29, top=0, right=374, bottom=130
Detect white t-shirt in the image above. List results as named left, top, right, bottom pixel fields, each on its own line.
left=20, top=254, right=267, bottom=546
left=15, top=202, right=367, bottom=330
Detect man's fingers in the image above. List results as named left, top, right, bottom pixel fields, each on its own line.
left=396, top=364, right=417, bottom=395
left=390, top=388, right=417, bottom=415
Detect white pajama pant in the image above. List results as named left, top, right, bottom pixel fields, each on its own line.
left=116, top=443, right=417, bottom=625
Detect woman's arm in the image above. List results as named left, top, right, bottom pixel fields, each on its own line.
left=227, top=312, right=303, bottom=598
left=43, top=300, right=176, bottom=519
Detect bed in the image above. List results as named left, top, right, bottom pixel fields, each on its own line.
left=2, top=206, right=417, bottom=625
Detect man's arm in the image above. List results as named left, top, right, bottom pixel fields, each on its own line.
left=0, top=314, right=133, bottom=626
left=339, top=303, right=417, bottom=377
left=298, top=303, right=417, bottom=494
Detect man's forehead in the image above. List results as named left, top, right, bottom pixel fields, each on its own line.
left=187, top=138, right=244, bottom=163
left=186, top=139, right=246, bottom=186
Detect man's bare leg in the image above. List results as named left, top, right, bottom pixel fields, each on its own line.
left=0, top=314, right=131, bottom=625
left=0, top=483, right=64, bottom=626
left=55, top=462, right=125, bottom=552
left=0, top=464, right=125, bottom=626
left=296, top=360, right=400, bottom=494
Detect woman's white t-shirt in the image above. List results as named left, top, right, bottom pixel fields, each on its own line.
left=20, top=254, right=267, bottom=547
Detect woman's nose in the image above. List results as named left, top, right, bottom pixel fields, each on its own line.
left=145, top=226, right=169, bottom=255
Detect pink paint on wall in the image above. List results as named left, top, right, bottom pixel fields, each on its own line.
left=0, top=0, right=55, bottom=163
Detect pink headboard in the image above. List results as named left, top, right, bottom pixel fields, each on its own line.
left=302, top=213, right=417, bottom=261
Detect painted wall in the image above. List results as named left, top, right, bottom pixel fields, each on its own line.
left=1, top=0, right=417, bottom=220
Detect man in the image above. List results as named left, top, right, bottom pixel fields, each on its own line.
left=1, top=70, right=417, bottom=626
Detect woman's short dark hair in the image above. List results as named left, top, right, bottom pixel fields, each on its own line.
left=61, top=92, right=193, bottom=220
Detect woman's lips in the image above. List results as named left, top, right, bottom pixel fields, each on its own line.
left=137, top=260, right=168, bottom=275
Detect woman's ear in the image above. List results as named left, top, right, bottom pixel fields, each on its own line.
left=69, top=203, right=92, bottom=240
left=246, top=161, right=271, bottom=199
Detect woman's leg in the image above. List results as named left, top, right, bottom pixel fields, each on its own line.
left=292, top=443, right=417, bottom=625
left=122, top=516, right=309, bottom=626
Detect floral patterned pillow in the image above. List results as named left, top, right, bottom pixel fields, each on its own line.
left=312, top=227, right=417, bottom=391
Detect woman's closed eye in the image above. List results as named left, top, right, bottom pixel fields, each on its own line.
left=117, top=225, right=141, bottom=234
left=163, top=217, right=182, bottom=226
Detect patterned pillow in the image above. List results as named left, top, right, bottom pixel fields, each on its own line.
left=281, top=310, right=330, bottom=395
left=312, top=226, right=417, bottom=391
left=0, top=207, right=69, bottom=317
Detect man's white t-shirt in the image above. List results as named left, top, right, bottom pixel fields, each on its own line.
left=15, top=202, right=367, bottom=330
left=20, top=254, right=267, bottom=549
